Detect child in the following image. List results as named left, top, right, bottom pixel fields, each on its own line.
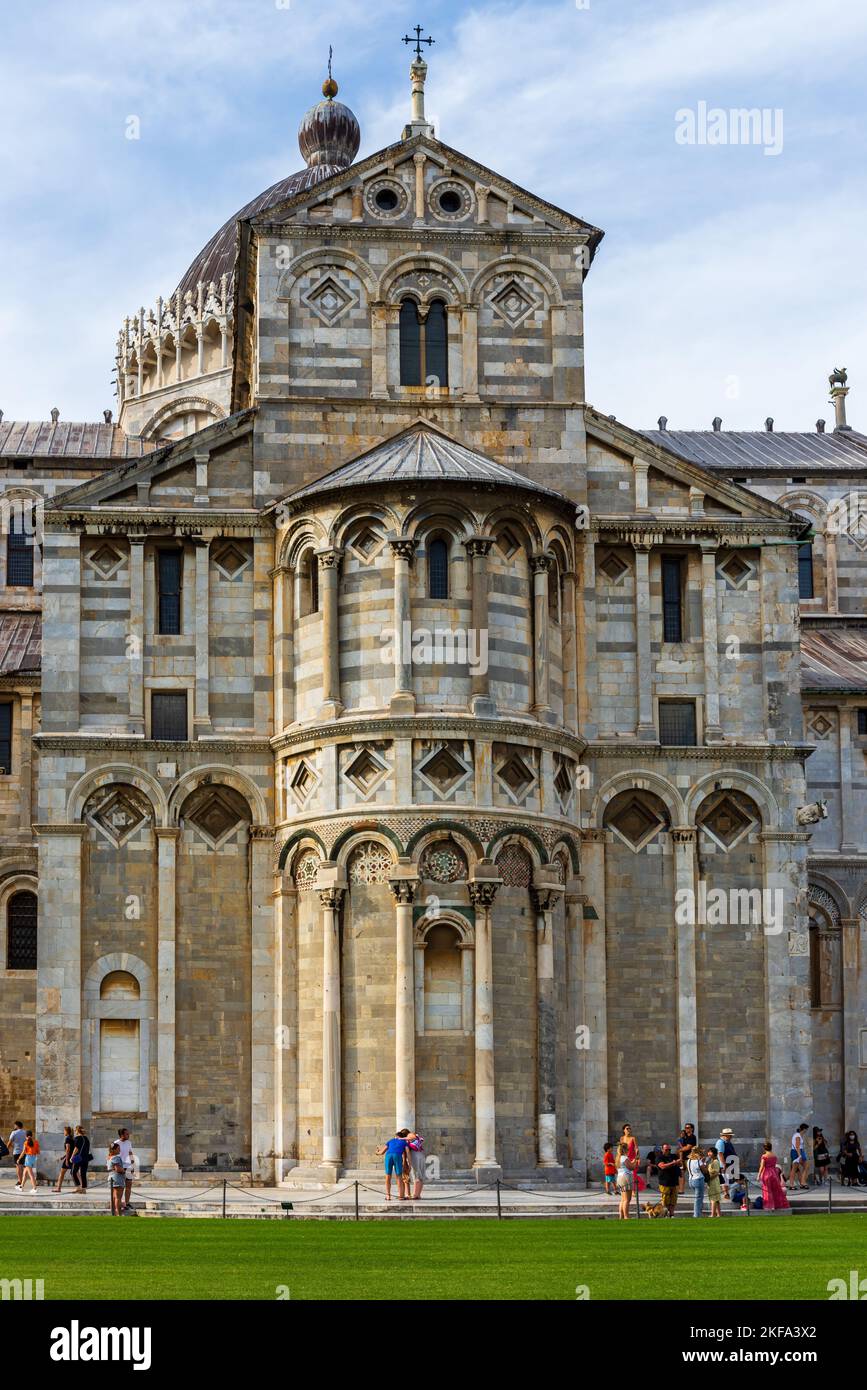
left=602, top=1141, right=617, bottom=1196
left=108, top=1142, right=126, bottom=1215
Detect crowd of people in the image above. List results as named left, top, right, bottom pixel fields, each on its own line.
left=1, top=1121, right=136, bottom=1214
left=603, top=1122, right=865, bottom=1218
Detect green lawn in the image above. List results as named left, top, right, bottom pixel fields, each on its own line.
left=0, top=1214, right=864, bottom=1300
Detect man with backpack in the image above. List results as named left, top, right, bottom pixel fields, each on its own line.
left=715, top=1127, right=738, bottom=1199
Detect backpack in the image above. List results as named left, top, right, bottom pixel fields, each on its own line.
left=0, top=1137, right=8, bottom=1159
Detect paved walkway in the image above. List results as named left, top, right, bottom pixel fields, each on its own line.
left=1, top=1171, right=864, bottom=1219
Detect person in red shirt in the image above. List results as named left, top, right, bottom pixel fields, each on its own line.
left=20, top=1131, right=39, bottom=1192
left=602, top=1142, right=617, bottom=1197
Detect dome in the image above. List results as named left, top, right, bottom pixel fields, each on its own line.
left=175, top=76, right=359, bottom=300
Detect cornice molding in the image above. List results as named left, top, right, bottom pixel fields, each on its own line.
left=586, top=741, right=813, bottom=761
left=271, top=713, right=587, bottom=758
left=34, top=735, right=271, bottom=755
left=590, top=517, right=799, bottom=542
left=44, top=510, right=272, bottom=534
left=256, top=223, right=588, bottom=249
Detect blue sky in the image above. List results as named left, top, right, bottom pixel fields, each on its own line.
left=1, top=0, right=866, bottom=431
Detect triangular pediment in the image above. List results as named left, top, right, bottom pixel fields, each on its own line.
left=52, top=409, right=255, bottom=512
left=250, top=133, right=604, bottom=259
left=585, top=408, right=798, bottom=526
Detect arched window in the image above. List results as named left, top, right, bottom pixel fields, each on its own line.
left=7, top=891, right=37, bottom=970
left=428, top=536, right=449, bottom=599
left=796, top=517, right=814, bottom=600
left=299, top=549, right=319, bottom=616
left=399, top=298, right=449, bottom=388
left=423, top=924, right=463, bottom=1031
left=808, top=893, right=842, bottom=1008
left=6, top=508, right=34, bottom=588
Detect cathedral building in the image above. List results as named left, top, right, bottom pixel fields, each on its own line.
left=1, top=53, right=865, bottom=1181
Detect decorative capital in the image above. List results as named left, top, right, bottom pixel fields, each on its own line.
left=670, top=827, right=697, bottom=845
left=317, top=548, right=343, bottom=571
left=389, top=537, right=417, bottom=563
left=318, top=887, right=345, bottom=910
left=531, top=886, right=563, bottom=913
left=249, top=824, right=276, bottom=841
left=389, top=878, right=418, bottom=904
left=464, top=535, right=494, bottom=559
left=530, top=552, right=553, bottom=574
left=468, top=881, right=500, bottom=908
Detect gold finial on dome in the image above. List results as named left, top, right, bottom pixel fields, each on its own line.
left=322, top=46, right=338, bottom=99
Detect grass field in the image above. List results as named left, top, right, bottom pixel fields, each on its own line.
left=0, top=1214, right=864, bottom=1300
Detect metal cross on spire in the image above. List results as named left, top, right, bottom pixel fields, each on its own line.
left=402, top=24, right=434, bottom=61
left=327, top=45, right=333, bottom=81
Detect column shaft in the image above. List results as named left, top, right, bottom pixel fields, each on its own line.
left=469, top=872, right=502, bottom=1173
left=389, top=540, right=415, bottom=715
left=319, top=873, right=346, bottom=1175
left=634, top=544, right=655, bottom=737
left=466, top=537, right=493, bottom=715
left=154, top=828, right=181, bottom=1177
left=193, top=537, right=212, bottom=734
left=579, top=830, right=608, bottom=1179
left=672, top=829, right=698, bottom=1130
left=318, top=550, right=343, bottom=719
left=390, top=867, right=419, bottom=1130
left=128, top=536, right=145, bottom=735
left=561, top=568, right=578, bottom=732
left=700, top=545, right=722, bottom=739
left=531, top=554, right=552, bottom=717
left=35, top=826, right=85, bottom=1165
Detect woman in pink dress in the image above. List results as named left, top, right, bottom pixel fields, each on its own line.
left=759, top=1142, right=790, bottom=1210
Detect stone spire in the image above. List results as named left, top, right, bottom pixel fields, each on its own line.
left=401, top=25, right=436, bottom=139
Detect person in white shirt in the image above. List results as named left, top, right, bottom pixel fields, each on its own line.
left=116, top=1127, right=135, bottom=1212
left=787, top=1123, right=809, bottom=1190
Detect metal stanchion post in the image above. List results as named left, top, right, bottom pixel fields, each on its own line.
left=496, top=1179, right=502, bottom=1219
left=828, top=1172, right=832, bottom=1214
left=355, top=1180, right=360, bottom=1221
left=744, top=1174, right=749, bottom=1215
left=222, top=1179, right=227, bottom=1219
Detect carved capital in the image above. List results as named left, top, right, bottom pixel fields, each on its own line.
left=317, top=548, right=343, bottom=572
left=318, top=887, right=345, bottom=911
left=530, top=552, right=553, bottom=574
left=389, top=538, right=417, bottom=563
left=464, top=536, right=493, bottom=559
left=389, top=877, right=418, bottom=905
left=468, top=881, right=500, bottom=909
left=670, top=828, right=697, bottom=845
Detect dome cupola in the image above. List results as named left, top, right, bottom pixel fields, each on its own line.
left=297, top=55, right=360, bottom=170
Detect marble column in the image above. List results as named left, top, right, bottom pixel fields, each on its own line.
left=464, top=536, right=494, bottom=716
left=318, top=864, right=346, bottom=1178
left=560, top=566, right=578, bottom=733
left=634, top=541, right=656, bottom=739
left=700, top=543, right=723, bottom=741
left=413, top=151, right=426, bottom=222
left=532, top=869, right=564, bottom=1167
left=272, top=563, right=294, bottom=732
left=273, top=871, right=297, bottom=1184
left=252, top=536, right=271, bottom=734
left=761, top=830, right=812, bottom=1147
left=576, top=535, right=597, bottom=739
left=41, top=529, right=81, bottom=733
left=250, top=827, right=276, bottom=1182
left=127, top=535, right=146, bottom=736
left=824, top=528, right=839, bottom=614
left=531, top=553, right=552, bottom=721
left=35, top=824, right=86, bottom=1165
left=469, top=863, right=503, bottom=1175
left=564, top=877, right=586, bottom=1176
left=192, top=536, right=212, bottom=736
left=460, top=304, right=480, bottom=399
left=17, top=692, right=33, bottom=832
left=838, top=709, right=859, bottom=852
left=671, top=829, right=698, bottom=1130
left=389, top=539, right=416, bottom=715
left=153, top=827, right=182, bottom=1178
left=318, top=548, right=343, bottom=720
left=389, top=859, right=420, bottom=1130
left=579, top=828, right=609, bottom=1180
left=370, top=300, right=389, bottom=398
left=632, top=458, right=650, bottom=512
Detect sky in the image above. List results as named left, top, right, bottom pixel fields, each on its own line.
left=1, top=0, right=866, bottom=431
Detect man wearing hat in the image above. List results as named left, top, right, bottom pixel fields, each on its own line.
left=715, top=1127, right=738, bottom=1199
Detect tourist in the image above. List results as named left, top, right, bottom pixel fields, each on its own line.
left=107, top=1142, right=126, bottom=1216
left=787, top=1123, right=809, bottom=1190
left=685, top=1144, right=706, bottom=1217
left=759, top=1142, right=790, bottom=1210
left=644, top=1145, right=660, bottom=1189
left=20, top=1130, right=39, bottom=1192
left=840, top=1130, right=862, bottom=1187
left=615, top=1139, right=635, bottom=1219
left=70, top=1124, right=91, bottom=1192
left=602, top=1142, right=617, bottom=1197
left=812, top=1127, right=830, bottom=1185
left=677, top=1124, right=697, bottom=1194
left=715, top=1127, right=738, bottom=1198
left=116, top=1128, right=136, bottom=1212
left=376, top=1131, right=409, bottom=1200
left=7, top=1120, right=26, bottom=1187
left=405, top=1129, right=425, bottom=1200
left=656, top=1143, right=681, bottom=1217
left=705, top=1146, right=722, bottom=1217
left=54, top=1125, right=75, bottom=1193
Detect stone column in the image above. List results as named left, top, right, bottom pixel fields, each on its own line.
left=634, top=541, right=656, bottom=739
left=561, top=566, right=578, bottom=732
left=389, top=859, right=420, bottom=1130
left=464, top=536, right=494, bottom=716
left=272, top=563, right=294, bottom=732
left=41, top=529, right=81, bottom=733
left=564, top=878, right=586, bottom=1176
left=17, top=692, right=33, bottom=832
left=318, top=548, right=343, bottom=720
left=824, top=528, right=839, bottom=614
left=531, top=553, right=552, bottom=721
left=761, top=830, right=812, bottom=1146
left=838, top=709, right=858, bottom=852
left=389, top=539, right=416, bottom=715
left=153, top=827, right=182, bottom=1178
left=579, top=828, right=609, bottom=1180
left=633, top=458, right=650, bottom=512
left=840, top=915, right=866, bottom=1131
left=35, top=824, right=86, bottom=1165
left=532, top=869, right=564, bottom=1167
left=318, top=864, right=346, bottom=1179
left=671, top=829, right=698, bottom=1130
left=460, top=304, right=480, bottom=399
left=413, top=151, right=426, bottom=222
left=460, top=943, right=475, bottom=1033
left=192, top=536, right=212, bottom=736
left=250, top=827, right=276, bottom=1182
left=468, top=862, right=503, bottom=1176
left=576, top=535, right=597, bottom=739
left=476, top=185, right=490, bottom=224
left=252, top=535, right=271, bottom=733
left=127, top=535, right=146, bottom=736
left=370, top=300, right=389, bottom=398
left=700, top=543, right=723, bottom=741
left=273, top=871, right=297, bottom=1183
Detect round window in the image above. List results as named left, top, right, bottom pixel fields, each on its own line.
left=438, top=189, right=463, bottom=215
left=375, top=187, right=399, bottom=212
